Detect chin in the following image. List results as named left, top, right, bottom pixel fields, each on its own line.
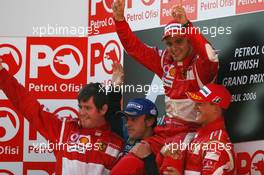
left=129, top=135, right=136, bottom=139
left=195, top=116, right=203, bottom=123
left=173, top=56, right=184, bottom=62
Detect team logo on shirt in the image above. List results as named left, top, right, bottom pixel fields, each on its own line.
left=97, top=142, right=107, bottom=152
left=67, top=133, right=92, bottom=154
left=162, top=65, right=175, bottom=88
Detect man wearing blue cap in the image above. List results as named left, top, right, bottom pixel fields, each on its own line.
left=111, top=98, right=160, bottom=175
left=117, top=98, right=158, bottom=154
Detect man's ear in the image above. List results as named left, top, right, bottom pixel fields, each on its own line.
left=100, top=104, right=108, bottom=116
left=145, top=117, right=155, bottom=128
left=213, top=105, right=222, bottom=114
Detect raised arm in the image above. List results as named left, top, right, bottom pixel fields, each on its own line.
left=107, top=62, right=124, bottom=138
left=172, top=6, right=219, bottom=84
left=0, top=59, right=62, bottom=143
left=112, top=0, right=163, bottom=77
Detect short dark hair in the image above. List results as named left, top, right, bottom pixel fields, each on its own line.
left=78, top=83, right=108, bottom=111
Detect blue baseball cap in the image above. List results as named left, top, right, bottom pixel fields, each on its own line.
left=116, top=98, right=158, bottom=118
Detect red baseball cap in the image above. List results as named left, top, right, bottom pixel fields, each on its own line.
left=186, top=84, right=232, bottom=109
left=162, top=19, right=186, bottom=41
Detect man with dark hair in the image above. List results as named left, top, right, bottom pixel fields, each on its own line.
left=78, top=83, right=108, bottom=107
left=111, top=98, right=159, bottom=175
left=117, top=98, right=158, bottom=154
left=0, top=59, right=124, bottom=175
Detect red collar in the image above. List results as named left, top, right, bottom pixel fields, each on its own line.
left=80, top=123, right=111, bottom=136
left=197, top=117, right=226, bottom=137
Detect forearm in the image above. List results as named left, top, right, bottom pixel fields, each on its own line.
left=0, top=69, right=62, bottom=142
left=107, top=86, right=123, bottom=138
left=115, top=20, right=163, bottom=77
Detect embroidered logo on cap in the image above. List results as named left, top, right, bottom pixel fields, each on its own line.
left=212, top=97, right=222, bottom=104
left=127, top=102, right=143, bottom=110
left=187, top=92, right=203, bottom=100
left=200, top=86, right=212, bottom=97
left=150, top=108, right=157, bottom=116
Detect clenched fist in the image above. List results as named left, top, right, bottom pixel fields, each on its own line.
left=112, top=0, right=125, bottom=21
left=130, top=141, right=152, bottom=159
left=112, top=62, right=124, bottom=87
left=171, top=5, right=188, bottom=25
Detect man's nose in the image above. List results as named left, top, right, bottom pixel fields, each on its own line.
left=126, top=119, right=133, bottom=126
left=79, top=108, right=86, bottom=115
left=171, top=45, right=180, bottom=51
left=195, top=103, right=201, bottom=109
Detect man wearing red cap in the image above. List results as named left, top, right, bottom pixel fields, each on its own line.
left=147, top=84, right=235, bottom=175
left=112, top=0, right=219, bottom=174
left=183, top=84, right=235, bottom=175
left=112, top=1, right=218, bottom=122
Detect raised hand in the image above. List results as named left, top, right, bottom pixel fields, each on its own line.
left=171, top=5, right=188, bottom=25
left=112, top=62, right=124, bottom=87
left=112, top=0, right=125, bottom=21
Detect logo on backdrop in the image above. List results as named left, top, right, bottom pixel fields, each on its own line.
left=237, top=150, right=264, bottom=175
left=89, top=0, right=157, bottom=35
left=29, top=45, right=83, bottom=80
left=89, top=0, right=115, bottom=35
left=0, top=107, right=20, bottom=142
left=236, top=0, right=264, bottom=14
left=0, top=169, right=15, bottom=175
left=160, top=0, right=197, bottom=25
left=90, top=40, right=121, bottom=76
left=26, top=37, right=87, bottom=99
left=23, top=162, right=56, bottom=175
left=0, top=44, right=22, bottom=76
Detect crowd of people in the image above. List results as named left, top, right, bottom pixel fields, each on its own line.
left=0, top=0, right=235, bottom=174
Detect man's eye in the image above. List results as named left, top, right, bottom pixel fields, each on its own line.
left=131, top=118, right=138, bottom=121
left=175, top=39, right=184, bottom=44
left=166, top=42, right=172, bottom=47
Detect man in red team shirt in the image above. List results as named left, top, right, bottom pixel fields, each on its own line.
left=163, top=84, right=235, bottom=175
left=0, top=59, right=124, bottom=175
left=112, top=0, right=219, bottom=174
left=183, top=84, right=235, bottom=175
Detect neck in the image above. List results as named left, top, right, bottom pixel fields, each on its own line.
left=142, top=128, right=153, bottom=139
left=202, top=114, right=221, bottom=126
left=82, top=119, right=107, bottom=129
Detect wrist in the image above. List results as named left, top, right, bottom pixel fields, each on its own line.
left=143, top=153, right=155, bottom=161
left=114, top=16, right=125, bottom=21
left=183, top=20, right=191, bottom=27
